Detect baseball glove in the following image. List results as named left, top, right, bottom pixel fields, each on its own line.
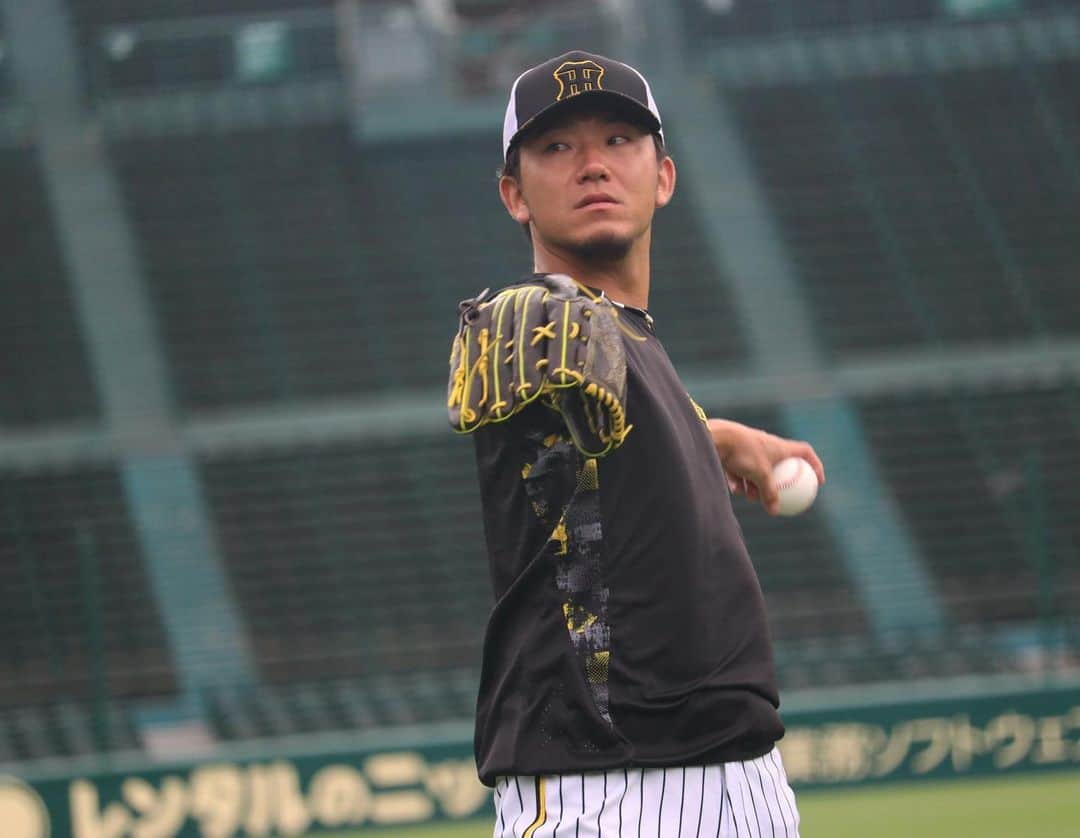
left=447, top=274, right=630, bottom=457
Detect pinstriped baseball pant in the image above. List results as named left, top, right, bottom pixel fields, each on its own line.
left=492, top=748, right=800, bottom=837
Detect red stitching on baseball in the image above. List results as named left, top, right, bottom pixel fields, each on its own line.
left=775, top=461, right=807, bottom=491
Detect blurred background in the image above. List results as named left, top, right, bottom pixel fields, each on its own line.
left=0, top=0, right=1078, bottom=836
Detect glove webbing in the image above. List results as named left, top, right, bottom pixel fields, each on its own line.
left=447, top=284, right=629, bottom=455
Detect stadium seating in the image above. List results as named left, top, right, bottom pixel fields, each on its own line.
left=858, top=382, right=1080, bottom=628
left=648, top=176, right=751, bottom=369
left=773, top=622, right=1024, bottom=689
left=0, top=23, right=11, bottom=103
left=109, top=123, right=746, bottom=413
left=203, top=669, right=478, bottom=740
left=0, top=148, right=101, bottom=428
left=930, top=63, right=1080, bottom=339
left=725, top=62, right=1080, bottom=358
left=197, top=435, right=491, bottom=685
left=0, top=466, right=178, bottom=709
left=0, top=699, right=142, bottom=762
left=109, top=125, right=520, bottom=409
left=111, top=124, right=393, bottom=410
left=674, top=0, right=1075, bottom=45
left=676, top=0, right=939, bottom=45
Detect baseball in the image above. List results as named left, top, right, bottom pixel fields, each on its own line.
left=773, top=457, right=819, bottom=516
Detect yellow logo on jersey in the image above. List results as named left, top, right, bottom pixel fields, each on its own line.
left=689, top=395, right=709, bottom=425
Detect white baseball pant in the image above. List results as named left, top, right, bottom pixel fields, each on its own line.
left=492, top=748, right=800, bottom=837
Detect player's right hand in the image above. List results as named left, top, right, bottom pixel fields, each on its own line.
left=710, top=419, right=825, bottom=515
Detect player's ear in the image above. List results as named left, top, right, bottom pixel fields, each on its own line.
left=655, top=155, right=676, bottom=209
left=499, top=174, right=531, bottom=225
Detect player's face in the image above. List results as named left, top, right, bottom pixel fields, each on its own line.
left=501, top=112, right=676, bottom=262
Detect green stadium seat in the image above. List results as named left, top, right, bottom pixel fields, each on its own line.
left=858, top=382, right=1080, bottom=627
left=725, top=63, right=1080, bottom=356
left=0, top=467, right=178, bottom=710
left=0, top=148, right=101, bottom=427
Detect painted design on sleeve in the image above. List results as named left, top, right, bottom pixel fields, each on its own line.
left=522, top=432, right=613, bottom=724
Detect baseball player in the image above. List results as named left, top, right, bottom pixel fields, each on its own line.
left=448, top=50, right=825, bottom=837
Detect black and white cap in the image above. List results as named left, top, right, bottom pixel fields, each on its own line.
left=502, top=50, right=663, bottom=161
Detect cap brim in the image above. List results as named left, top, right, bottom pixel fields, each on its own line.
left=505, top=90, right=662, bottom=157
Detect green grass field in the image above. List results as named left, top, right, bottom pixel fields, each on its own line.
left=330, top=770, right=1078, bottom=837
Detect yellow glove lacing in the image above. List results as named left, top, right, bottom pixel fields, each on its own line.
left=448, top=285, right=630, bottom=451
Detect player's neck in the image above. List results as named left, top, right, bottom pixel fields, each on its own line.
left=531, top=238, right=651, bottom=310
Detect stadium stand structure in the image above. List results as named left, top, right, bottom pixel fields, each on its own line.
left=197, top=435, right=490, bottom=684
left=0, top=20, right=11, bottom=102
left=0, top=466, right=177, bottom=706
left=0, top=148, right=101, bottom=428
left=203, top=668, right=479, bottom=740
left=732, top=384, right=1079, bottom=688
left=110, top=124, right=395, bottom=409
left=65, top=0, right=337, bottom=96
left=0, top=466, right=176, bottom=759
left=859, top=382, right=1080, bottom=628
left=3, top=0, right=1077, bottom=758
left=725, top=63, right=1080, bottom=358
left=108, top=123, right=746, bottom=412
left=0, top=699, right=142, bottom=763
left=676, top=0, right=1074, bottom=44
left=194, top=434, right=490, bottom=740
left=648, top=180, right=751, bottom=368
left=692, top=404, right=1029, bottom=690
left=67, top=0, right=331, bottom=19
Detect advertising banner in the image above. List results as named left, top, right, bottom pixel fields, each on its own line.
left=4, top=684, right=1078, bottom=836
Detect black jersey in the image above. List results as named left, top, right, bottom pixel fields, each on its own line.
left=470, top=290, right=783, bottom=786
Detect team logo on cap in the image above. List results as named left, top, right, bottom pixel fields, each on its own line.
left=553, top=60, right=604, bottom=102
